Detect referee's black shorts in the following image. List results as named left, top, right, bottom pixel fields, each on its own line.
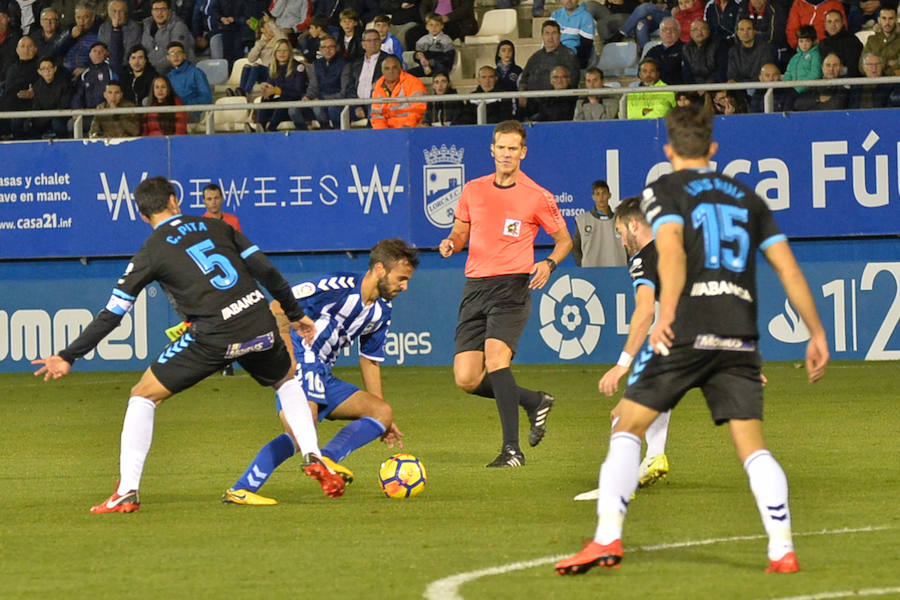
left=150, top=327, right=292, bottom=394
left=623, top=342, right=764, bottom=425
left=454, top=274, right=531, bottom=355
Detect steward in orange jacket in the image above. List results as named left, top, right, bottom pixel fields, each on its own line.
left=370, top=56, right=427, bottom=129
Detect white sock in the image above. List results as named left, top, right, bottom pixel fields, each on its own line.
left=277, top=378, right=321, bottom=457
left=594, top=432, right=642, bottom=545
left=117, top=396, right=156, bottom=495
left=744, top=449, right=794, bottom=561
left=644, top=410, right=671, bottom=459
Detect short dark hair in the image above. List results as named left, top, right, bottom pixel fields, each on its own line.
left=134, top=176, right=176, bottom=218
left=541, top=20, right=560, bottom=33
left=586, top=66, right=604, bottom=79
left=152, top=0, right=170, bottom=7
left=127, top=44, right=147, bottom=59
left=90, top=40, right=108, bottom=51
left=592, top=180, right=609, bottom=193
left=203, top=183, right=222, bottom=195
left=105, top=81, right=123, bottom=91
left=614, top=196, right=646, bottom=226
left=167, top=41, right=184, bottom=51
left=665, top=105, right=713, bottom=159
left=369, top=238, right=419, bottom=270
left=797, top=25, right=817, bottom=41
left=374, top=14, right=391, bottom=24
left=309, top=15, right=328, bottom=30
left=492, top=120, right=527, bottom=145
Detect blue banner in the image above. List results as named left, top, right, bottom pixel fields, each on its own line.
left=0, top=110, right=897, bottom=260
left=2, top=245, right=898, bottom=373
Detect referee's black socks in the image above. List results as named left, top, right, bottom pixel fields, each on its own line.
left=487, top=367, right=522, bottom=448
left=472, top=373, right=542, bottom=413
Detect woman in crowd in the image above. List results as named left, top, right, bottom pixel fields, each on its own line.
left=494, top=40, right=522, bottom=92
left=141, top=76, right=188, bottom=136
left=236, top=15, right=287, bottom=98
left=256, top=38, right=312, bottom=131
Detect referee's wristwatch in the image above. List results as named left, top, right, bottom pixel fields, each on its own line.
left=544, top=258, right=557, bottom=272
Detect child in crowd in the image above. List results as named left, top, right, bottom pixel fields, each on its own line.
left=672, top=0, right=704, bottom=43
left=374, top=14, right=404, bottom=62
left=299, top=15, right=330, bottom=62
left=495, top=39, right=522, bottom=91
left=783, top=25, right=822, bottom=93
left=339, top=8, right=363, bottom=62
left=410, top=13, right=455, bottom=76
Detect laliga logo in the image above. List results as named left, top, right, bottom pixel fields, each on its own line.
left=423, top=144, right=465, bottom=228
left=768, top=299, right=810, bottom=343
left=539, top=275, right=605, bottom=360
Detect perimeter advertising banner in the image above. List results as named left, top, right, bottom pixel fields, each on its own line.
left=1, top=110, right=898, bottom=259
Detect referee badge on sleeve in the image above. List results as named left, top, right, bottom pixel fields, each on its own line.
left=503, top=218, right=522, bottom=237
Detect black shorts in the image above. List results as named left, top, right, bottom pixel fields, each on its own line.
left=150, top=327, right=292, bottom=394
left=623, top=342, right=763, bottom=425
left=454, top=274, right=531, bottom=354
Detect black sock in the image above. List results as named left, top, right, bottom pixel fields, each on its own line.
left=470, top=377, right=494, bottom=399
left=488, top=367, right=520, bottom=448
left=518, top=388, right=542, bottom=412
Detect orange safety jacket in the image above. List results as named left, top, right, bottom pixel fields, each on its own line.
left=370, top=72, right=427, bottom=129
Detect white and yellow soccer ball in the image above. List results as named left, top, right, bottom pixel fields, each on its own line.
left=378, top=454, right=427, bottom=499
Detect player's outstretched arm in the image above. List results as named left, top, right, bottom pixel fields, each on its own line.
left=764, top=240, right=829, bottom=382
left=649, top=222, right=685, bottom=353
left=32, top=355, right=72, bottom=381
left=529, top=227, right=573, bottom=290
left=599, top=284, right=656, bottom=395
left=439, top=219, right=470, bottom=258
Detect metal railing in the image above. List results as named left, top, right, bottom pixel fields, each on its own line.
left=1, top=75, right=897, bottom=138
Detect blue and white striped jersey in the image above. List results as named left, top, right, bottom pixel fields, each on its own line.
left=289, top=272, right=392, bottom=367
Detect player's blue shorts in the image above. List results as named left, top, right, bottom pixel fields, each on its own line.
left=275, top=359, right=359, bottom=422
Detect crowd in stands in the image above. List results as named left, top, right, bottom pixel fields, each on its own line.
left=0, top=0, right=898, bottom=139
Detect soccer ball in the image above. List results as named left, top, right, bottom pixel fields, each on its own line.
left=378, top=453, right=427, bottom=498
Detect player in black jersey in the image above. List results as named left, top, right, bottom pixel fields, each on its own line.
left=32, top=177, right=346, bottom=513
left=557, top=106, right=828, bottom=575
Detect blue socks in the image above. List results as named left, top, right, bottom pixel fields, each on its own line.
left=233, top=433, right=295, bottom=492
left=322, top=417, right=386, bottom=463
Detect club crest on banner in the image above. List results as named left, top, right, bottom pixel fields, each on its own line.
left=423, top=144, right=465, bottom=228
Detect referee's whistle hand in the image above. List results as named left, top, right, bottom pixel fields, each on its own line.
left=439, top=239, right=454, bottom=257
left=528, top=262, right=551, bottom=289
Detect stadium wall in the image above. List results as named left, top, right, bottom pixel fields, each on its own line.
left=0, top=113, right=898, bottom=372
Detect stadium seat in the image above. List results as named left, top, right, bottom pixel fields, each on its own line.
left=226, top=58, right=250, bottom=87
left=465, top=9, right=518, bottom=44
left=213, top=96, right=252, bottom=132
left=855, top=30, right=874, bottom=46
left=197, top=59, right=229, bottom=87
left=596, top=41, right=638, bottom=77
left=640, top=40, right=662, bottom=60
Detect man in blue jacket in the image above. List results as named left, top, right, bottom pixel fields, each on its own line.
left=165, top=40, right=211, bottom=119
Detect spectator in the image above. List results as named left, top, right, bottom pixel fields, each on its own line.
left=298, top=15, right=328, bottom=62
left=410, top=12, right=454, bottom=76
left=463, top=65, right=515, bottom=124
left=28, top=7, right=63, bottom=57
left=518, top=21, right=580, bottom=113
left=626, top=57, right=675, bottom=118
left=269, top=0, right=312, bottom=34
left=674, top=89, right=705, bottom=107
left=165, top=40, right=211, bottom=110
left=850, top=53, right=895, bottom=108
left=749, top=62, right=796, bottom=111
left=373, top=14, right=403, bottom=62
left=572, top=180, right=626, bottom=267
left=532, top=65, right=577, bottom=121
left=257, top=38, right=311, bottom=131
left=141, top=0, right=194, bottom=75
left=705, top=0, right=742, bottom=42
left=71, top=41, right=115, bottom=109
left=860, top=6, right=900, bottom=76
left=89, top=80, right=140, bottom=137
left=0, top=36, right=40, bottom=138
left=238, top=16, right=287, bottom=97
left=305, top=35, right=347, bottom=128
left=728, top=18, right=776, bottom=81
left=682, top=18, right=727, bottom=83
left=783, top=25, right=821, bottom=92
left=584, top=0, right=639, bottom=44
left=99, top=0, right=142, bottom=74
left=424, top=71, right=464, bottom=125
left=820, top=9, right=862, bottom=77
left=671, top=0, right=704, bottom=43
left=405, top=0, right=476, bottom=46
left=127, top=0, right=154, bottom=24
left=379, top=0, right=423, bottom=28
left=574, top=66, right=617, bottom=120
left=551, top=0, right=595, bottom=68
left=0, top=9, right=19, bottom=85
left=786, top=0, right=845, bottom=49
left=31, top=57, right=72, bottom=137
left=645, top=17, right=684, bottom=84
left=792, top=51, right=850, bottom=110
left=120, top=44, right=157, bottom=104
left=846, top=0, right=881, bottom=34
left=717, top=88, right=749, bottom=113
left=494, top=39, right=522, bottom=91
left=9, top=0, right=53, bottom=37
left=141, top=75, right=188, bottom=134
left=205, top=0, right=246, bottom=65
left=54, top=2, right=101, bottom=76
left=736, top=0, right=790, bottom=67
left=343, top=28, right=390, bottom=122
left=338, top=8, right=363, bottom=62
left=606, top=0, right=670, bottom=49
left=370, top=54, right=426, bottom=128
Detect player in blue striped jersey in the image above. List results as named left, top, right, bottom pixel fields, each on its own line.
left=224, top=239, right=418, bottom=505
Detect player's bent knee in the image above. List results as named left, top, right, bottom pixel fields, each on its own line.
left=454, top=372, right=481, bottom=393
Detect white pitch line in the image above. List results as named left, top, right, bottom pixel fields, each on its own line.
left=422, top=525, right=894, bottom=600
left=762, top=587, right=900, bottom=600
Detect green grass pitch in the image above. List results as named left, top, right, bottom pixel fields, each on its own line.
left=1, top=362, right=898, bottom=599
